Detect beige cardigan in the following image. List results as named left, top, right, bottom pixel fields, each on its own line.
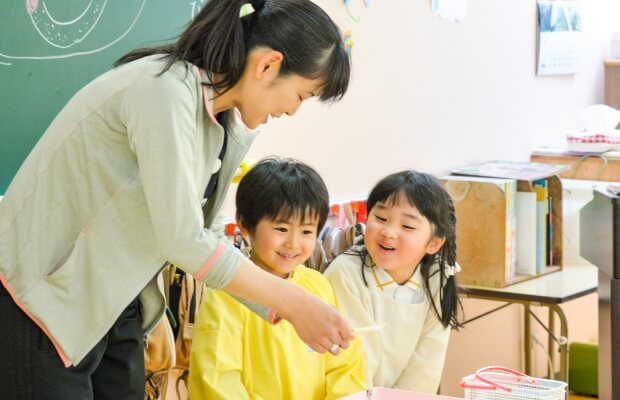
left=0, top=55, right=261, bottom=366
left=324, top=252, right=451, bottom=393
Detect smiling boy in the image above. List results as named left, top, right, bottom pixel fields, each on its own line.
left=188, top=157, right=366, bottom=400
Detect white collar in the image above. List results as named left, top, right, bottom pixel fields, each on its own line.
left=368, top=265, right=425, bottom=304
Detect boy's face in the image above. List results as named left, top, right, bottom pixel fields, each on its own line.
left=241, top=212, right=319, bottom=278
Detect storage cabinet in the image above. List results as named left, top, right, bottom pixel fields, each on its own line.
left=442, top=175, right=563, bottom=288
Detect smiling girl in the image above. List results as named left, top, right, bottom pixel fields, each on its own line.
left=324, top=170, right=462, bottom=394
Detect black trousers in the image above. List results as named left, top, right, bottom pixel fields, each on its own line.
left=0, top=283, right=145, bottom=400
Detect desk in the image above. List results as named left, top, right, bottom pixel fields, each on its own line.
left=460, top=263, right=597, bottom=382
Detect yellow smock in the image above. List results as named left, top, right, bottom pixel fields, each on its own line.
left=189, top=265, right=366, bottom=399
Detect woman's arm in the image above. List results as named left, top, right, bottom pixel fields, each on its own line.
left=223, top=257, right=353, bottom=353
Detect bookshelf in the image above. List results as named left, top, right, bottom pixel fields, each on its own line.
left=442, top=161, right=564, bottom=288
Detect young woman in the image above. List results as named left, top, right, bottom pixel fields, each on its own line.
left=324, top=171, right=462, bottom=394
left=0, top=0, right=352, bottom=398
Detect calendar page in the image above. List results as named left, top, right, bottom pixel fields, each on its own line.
left=536, top=0, right=582, bottom=76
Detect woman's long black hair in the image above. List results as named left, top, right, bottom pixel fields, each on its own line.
left=350, top=171, right=463, bottom=329
left=115, top=0, right=350, bottom=102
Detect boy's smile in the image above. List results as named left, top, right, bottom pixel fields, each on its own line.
left=242, top=213, right=319, bottom=278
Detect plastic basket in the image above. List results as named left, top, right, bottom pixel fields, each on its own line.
left=460, top=366, right=567, bottom=400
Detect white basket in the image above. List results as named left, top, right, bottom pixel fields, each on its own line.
left=461, top=366, right=567, bottom=400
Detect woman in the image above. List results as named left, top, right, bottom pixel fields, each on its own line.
left=0, top=0, right=352, bottom=398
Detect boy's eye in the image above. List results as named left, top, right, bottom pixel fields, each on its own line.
left=402, top=225, right=415, bottom=231
left=375, top=215, right=387, bottom=222
left=303, top=230, right=315, bottom=235
left=275, top=227, right=288, bottom=232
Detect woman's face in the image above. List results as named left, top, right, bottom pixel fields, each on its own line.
left=237, top=73, right=323, bottom=129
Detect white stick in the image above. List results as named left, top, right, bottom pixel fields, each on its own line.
left=353, top=324, right=384, bottom=334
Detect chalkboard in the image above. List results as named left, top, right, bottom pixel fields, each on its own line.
left=0, top=0, right=203, bottom=194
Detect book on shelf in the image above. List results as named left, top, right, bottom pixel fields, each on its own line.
left=515, top=191, right=537, bottom=275
left=451, top=160, right=568, bottom=181
left=532, top=179, right=549, bottom=273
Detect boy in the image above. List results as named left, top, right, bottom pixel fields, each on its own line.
left=189, top=157, right=366, bottom=399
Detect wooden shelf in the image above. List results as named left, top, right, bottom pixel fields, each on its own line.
left=605, top=60, right=620, bottom=110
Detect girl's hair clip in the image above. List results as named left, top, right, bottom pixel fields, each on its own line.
left=445, top=264, right=461, bottom=276
left=239, top=3, right=255, bottom=18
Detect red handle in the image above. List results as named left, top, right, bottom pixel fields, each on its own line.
left=460, top=375, right=498, bottom=390
left=474, top=366, right=537, bottom=392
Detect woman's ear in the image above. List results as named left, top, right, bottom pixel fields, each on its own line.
left=254, top=49, right=284, bottom=81
left=425, top=236, right=446, bottom=255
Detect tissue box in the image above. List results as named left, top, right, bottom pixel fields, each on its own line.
left=339, top=388, right=462, bottom=400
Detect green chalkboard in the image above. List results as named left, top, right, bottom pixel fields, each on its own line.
left=0, top=0, right=202, bottom=194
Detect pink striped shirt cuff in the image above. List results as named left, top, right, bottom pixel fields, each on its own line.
left=268, top=309, right=282, bottom=324
left=195, top=242, right=226, bottom=281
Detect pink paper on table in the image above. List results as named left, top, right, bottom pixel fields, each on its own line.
left=340, top=388, right=463, bottom=400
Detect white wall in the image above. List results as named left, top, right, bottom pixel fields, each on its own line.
left=223, top=0, right=620, bottom=217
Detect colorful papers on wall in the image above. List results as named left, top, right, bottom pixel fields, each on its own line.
left=343, top=30, right=354, bottom=58
left=431, top=0, right=467, bottom=23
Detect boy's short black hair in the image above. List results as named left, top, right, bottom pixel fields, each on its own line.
left=235, top=157, right=329, bottom=233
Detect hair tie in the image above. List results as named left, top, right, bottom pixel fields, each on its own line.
left=239, top=3, right=255, bottom=18
left=445, top=264, right=461, bottom=277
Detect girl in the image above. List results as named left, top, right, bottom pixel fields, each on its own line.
left=0, top=0, right=353, bottom=398
left=324, top=171, right=462, bottom=394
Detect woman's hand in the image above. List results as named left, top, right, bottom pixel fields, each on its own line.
left=280, top=288, right=354, bottom=354
left=222, top=258, right=353, bottom=355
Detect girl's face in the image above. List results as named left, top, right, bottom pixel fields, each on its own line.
left=364, top=197, right=445, bottom=284
left=241, top=213, right=319, bottom=278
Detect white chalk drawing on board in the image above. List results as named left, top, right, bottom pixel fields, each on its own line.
left=0, top=0, right=146, bottom=66
left=29, top=0, right=107, bottom=49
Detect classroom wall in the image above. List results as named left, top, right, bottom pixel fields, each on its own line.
left=221, top=0, right=620, bottom=216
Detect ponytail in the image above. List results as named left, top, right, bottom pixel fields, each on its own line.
left=115, top=0, right=350, bottom=101
left=116, top=0, right=248, bottom=91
